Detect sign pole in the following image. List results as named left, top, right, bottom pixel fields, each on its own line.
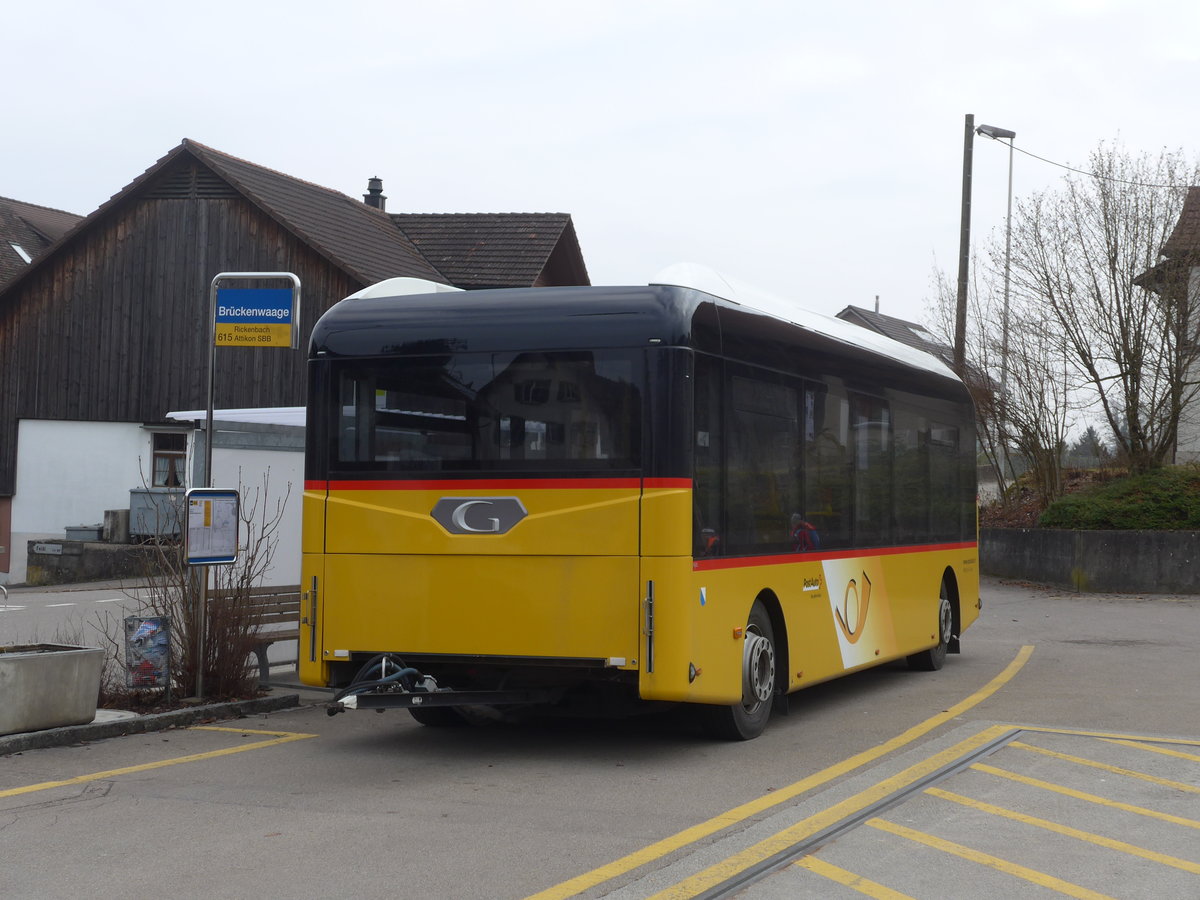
left=198, top=569, right=206, bottom=699
left=198, top=272, right=299, bottom=698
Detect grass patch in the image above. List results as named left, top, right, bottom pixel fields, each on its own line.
left=1038, top=464, right=1200, bottom=530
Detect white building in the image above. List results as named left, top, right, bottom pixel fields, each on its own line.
left=4, top=410, right=303, bottom=588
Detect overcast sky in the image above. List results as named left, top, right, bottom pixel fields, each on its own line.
left=5, top=0, right=1199, bottom=326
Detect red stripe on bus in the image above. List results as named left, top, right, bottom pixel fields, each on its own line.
left=305, top=477, right=692, bottom=492
left=692, top=541, right=978, bottom=571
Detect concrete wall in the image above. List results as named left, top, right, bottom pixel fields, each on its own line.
left=981, top=527, right=1200, bottom=594
left=24, top=541, right=158, bottom=586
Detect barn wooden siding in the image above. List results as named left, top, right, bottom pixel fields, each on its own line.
left=0, top=184, right=362, bottom=495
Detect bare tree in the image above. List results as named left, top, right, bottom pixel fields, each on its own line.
left=1000, top=305, right=1074, bottom=505
left=928, top=258, right=1023, bottom=500
left=930, top=219, right=1090, bottom=508
left=133, top=469, right=291, bottom=699
left=1006, top=143, right=1200, bottom=473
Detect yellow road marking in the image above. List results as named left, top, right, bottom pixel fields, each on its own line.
left=191, top=726, right=301, bottom=735
left=1102, top=738, right=1200, bottom=763
left=524, top=645, right=1034, bottom=900
left=0, top=727, right=316, bottom=799
left=1010, top=741, right=1200, bottom=794
left=642, top=724, right=1018, bottom=900
left=927, top=787, right=1200, bottom=874
left=973, top=762, right=1200, bottom=830
left=794, top=856, right=916, bottom=899
left=867, top=818, right=1116, bottom=900
left=1018, top=727, right=1200, bottom=746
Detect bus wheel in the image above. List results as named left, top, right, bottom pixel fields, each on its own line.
left=408, top=705, right=466, bottom=727
left=907, top=582, right=952, bottom=672
left=702, top=600, right=776, bottom=740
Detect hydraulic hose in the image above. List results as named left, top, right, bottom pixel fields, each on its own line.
left=332, top=654, right=429, bottom=704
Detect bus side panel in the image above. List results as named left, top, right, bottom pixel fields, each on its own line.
left=638, top=557, right=744, bottom=704
left=299, top=552, right=327, bottom=686
left=801, top=547, right=979, bottom=683
left=299, top=487, right=328, bottom=686
left=639, top=484, right=692, bottom=556
left=674, top=546, right=983, bottom=703
left=877, top=545, right=980, bottom=652
left=639, top=483, right=746, bottom=704
left=302, top=488, right=327, bottom=554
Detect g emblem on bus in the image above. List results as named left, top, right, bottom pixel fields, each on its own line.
left=431, top=497, right=528, bottom=535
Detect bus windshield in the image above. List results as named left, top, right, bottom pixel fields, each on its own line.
left=332, top=350, right=643, bottom=474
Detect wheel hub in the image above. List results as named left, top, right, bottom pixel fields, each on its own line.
left=743, top=631, right=775, bottom=704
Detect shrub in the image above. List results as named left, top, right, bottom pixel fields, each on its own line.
left=1038, top=465, right=1200, bottom=530
left=115, top=470, right=290, bottom=703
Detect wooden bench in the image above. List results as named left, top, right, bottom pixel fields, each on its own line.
left=211, top=584, right=302, bottom=686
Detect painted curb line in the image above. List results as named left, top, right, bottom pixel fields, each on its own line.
left=0, top=694, right=301, bottom=755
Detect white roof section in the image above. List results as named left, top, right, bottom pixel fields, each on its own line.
left=343, top=276, right=463, bottom=301
left=167, top=407, right=306, bottom=427
left=650, top=263, right=959, bottom=381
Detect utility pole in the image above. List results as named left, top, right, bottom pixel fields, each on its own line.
left=954, top=114, right=974, bottom=376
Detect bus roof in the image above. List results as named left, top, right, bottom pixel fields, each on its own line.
left=650, top=263, right=958, bottom=382
left=310, top=280, right=965, bottom=394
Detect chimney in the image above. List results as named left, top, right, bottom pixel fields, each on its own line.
left=363, top=176, right=387, bottom=211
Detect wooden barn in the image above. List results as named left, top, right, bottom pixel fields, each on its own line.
left=0, top=139, right=590, bottom=582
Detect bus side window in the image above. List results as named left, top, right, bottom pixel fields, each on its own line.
left=851, top=393, right=892, bottom=547
left=805, top=382, right=850, bottom=549
left=928, top=422, right=960, bottom=542
left=693, top=354, right=724, bottom=557
left=726, top=371, right=800, bottom=554
left=892, top=404, right=929, bottom=543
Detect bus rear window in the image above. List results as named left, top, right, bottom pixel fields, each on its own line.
left=332, top=350, right=642, bottom=473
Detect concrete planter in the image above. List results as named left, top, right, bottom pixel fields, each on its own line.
left=0, top=644, right=104, bottom=736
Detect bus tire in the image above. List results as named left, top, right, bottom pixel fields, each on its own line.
left=907, top=581, right=952, bottom=672
left=701, top=600, right=776, bottom=740
left=408, top=705, right=466, bottom=727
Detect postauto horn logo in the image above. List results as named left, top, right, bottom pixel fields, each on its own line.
left=431, top=497, right=528, bottom=535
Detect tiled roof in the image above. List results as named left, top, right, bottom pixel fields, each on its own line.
left=184, top=141, right=449, bottom=285
left=836, top=305, right=955, bottom=367
left=0, top=197, right=82, bottom=289
left=393, top=212, right=584, bottom=287
left=1, top=142, right=589, bottom=301
left=1162, top=186, right=1200, bottom=257
left=0, top=196, right=81, bottom=242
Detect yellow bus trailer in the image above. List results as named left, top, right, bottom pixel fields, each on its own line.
left=301, top=276, right=980, bottom=739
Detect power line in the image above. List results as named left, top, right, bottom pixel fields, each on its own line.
left=977, top=135, right=1192, bottom=190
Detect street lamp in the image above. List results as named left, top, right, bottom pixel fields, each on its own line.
left=976, top=123, right=1016, bottom=484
